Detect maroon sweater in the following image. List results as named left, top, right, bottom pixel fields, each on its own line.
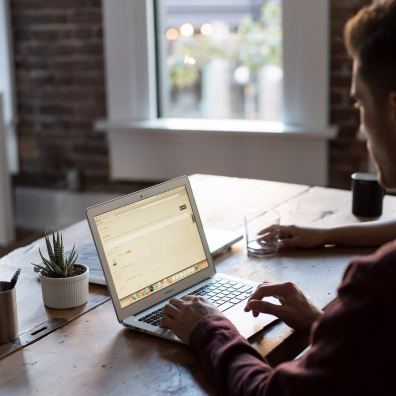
left=190, top=240, right=396, bottom=396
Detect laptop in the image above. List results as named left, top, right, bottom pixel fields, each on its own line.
left=73, top=227, right=242, bottom=285
left=86, top=176, right=277, bottom=342
left=205, top=227, right=243, bottom=257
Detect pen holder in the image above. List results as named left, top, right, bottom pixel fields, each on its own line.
left=0, top=281, right=19, bottom=344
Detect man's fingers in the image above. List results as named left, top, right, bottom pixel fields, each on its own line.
left=245, top=300, right=283, bottom=317
left=279, top=225, right=299, bottom=241
left=258, top=224, right=278, bottom=236
left=180, top=295, right=196, bottom=301
left=169, top=297, right=185, bottom=307
left=278, top=225, right=297, bottom=237
left=163, top=303, right=181, bottom=319
left=181, top=295, right=210, bottom=304
left=247, top=282, right=292, bottom=304
left=160, top=315, right=176, bottom=330
left=278, top=238, right=297, bottom=248
left=259, top=225, right=296, bottom=246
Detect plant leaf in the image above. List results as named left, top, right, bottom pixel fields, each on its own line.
left=37, top=229, right=75, bottom=278
left=60, top=234, right=65, bottom=269
left=39, top=247, right=62, bottom=275
left=32, top=263, right=48, bottom=273
left=45, top=231, right=56, bottom=264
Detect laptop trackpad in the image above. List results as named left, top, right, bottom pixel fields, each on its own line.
left=225, top=306, right=277, bottom=339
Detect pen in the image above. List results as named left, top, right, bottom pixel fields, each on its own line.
left=9, top=268, right=21, bottom=289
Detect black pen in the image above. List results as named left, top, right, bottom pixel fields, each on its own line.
left=9, top=268, right=21, bottom=289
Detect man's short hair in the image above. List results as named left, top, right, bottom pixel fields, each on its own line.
left=344, top=0, right=396, bottom=101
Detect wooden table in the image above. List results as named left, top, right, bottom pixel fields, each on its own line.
left=1, top=174, right=396, bottom=395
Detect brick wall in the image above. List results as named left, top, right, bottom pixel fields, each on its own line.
left=10, top=0, right=371, bottom=192
left=329, top=0, right=372, bottom=189
left=11, top=0, right=117, bottom=192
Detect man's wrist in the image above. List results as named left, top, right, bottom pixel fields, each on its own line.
left=189, top=314, right=238, bottom=348
left=320, top=227, right=336, bottom=246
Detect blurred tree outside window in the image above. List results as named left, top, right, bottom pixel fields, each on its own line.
left=157, top=0, right=283, bottom=121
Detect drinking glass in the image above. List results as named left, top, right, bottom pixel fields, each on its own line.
left=244, top=209, right=280, bottom=257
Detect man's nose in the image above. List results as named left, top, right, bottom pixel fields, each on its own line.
left=357, top=124, right=367, bottom=140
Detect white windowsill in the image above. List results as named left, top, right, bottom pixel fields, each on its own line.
left=98, top=118, right=337, bottom=186
left=95, top=118, right=337, bottom=140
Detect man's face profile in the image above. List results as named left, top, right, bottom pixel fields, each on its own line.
left=351, top=59, right=396, bottom=189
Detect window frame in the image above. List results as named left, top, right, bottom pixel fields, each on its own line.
left=103, top=0, right=330, bottom=129
left=100, top=0, right=335, bottom=186
left=0, top=0, right=18, bottom=174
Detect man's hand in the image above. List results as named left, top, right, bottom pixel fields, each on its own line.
left=245, top=282, right=323, bottom=332
left=260, top=225, right=327, bottom=249
left=161, top=295, right=223, bottom=344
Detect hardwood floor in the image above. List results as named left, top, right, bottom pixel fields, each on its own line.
left=0, top=229, right=42, bottom=259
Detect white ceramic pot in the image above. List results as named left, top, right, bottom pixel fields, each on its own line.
left=39, top=264, right=89, bottom=309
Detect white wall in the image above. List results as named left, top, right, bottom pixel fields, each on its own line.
left=107, top=126, right=332, bottom=185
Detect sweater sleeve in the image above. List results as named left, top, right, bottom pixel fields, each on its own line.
left=189, top=294, right=370, bottom=396
left=189, top=314, right=275, bottom=396
left=189, top=241, right=396, bottom=396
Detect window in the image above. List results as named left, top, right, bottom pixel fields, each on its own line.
left=156, top=0, right=283, bottom=121
left=102, top=0, right=329, bottom=129
left=101, top=0, right=334, bottom=186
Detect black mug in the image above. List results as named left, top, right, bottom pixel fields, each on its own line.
left=351, top=172, right=384, bottom=218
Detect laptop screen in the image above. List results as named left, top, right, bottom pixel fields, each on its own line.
left=94, top=186, right=209, bottom=308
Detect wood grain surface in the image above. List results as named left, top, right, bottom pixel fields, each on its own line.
left=1, top=174, right=396, bottom=395
left=0, top=221, right=109, bottom=337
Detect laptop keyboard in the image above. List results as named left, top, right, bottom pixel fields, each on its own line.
left=138, top=278, right=255, bottom=327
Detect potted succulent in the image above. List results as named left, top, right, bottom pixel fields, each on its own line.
left=32, top=229, right=89, bottom=309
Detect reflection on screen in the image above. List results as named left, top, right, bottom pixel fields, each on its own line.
left=94, top=186, right=209, bottom=308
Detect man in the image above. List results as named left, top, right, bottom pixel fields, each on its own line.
left=161, top=1, right=396, bottom=395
